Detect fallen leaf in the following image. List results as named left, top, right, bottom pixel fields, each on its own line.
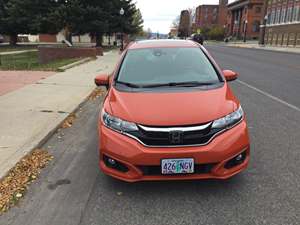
left=61, top=113, right=77, bottom=129
left=89, top=88, right=105, bottom=100
left=0, top=149, right=53, bottom=214
left=15, top=193, right=22, bottom=198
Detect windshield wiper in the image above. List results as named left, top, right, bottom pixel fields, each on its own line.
left=115, top=81, right=142, bottom=88
left=139, top=81, right=218, bottom=88
left=116, top=81, right=218, bottom=89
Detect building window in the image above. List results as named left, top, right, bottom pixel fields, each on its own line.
left=267, top=31, right=272, bottom=44
left=286, top=7, right=292, bottom=22
left=289, top=33, right=296, bottom=46
left=266, top=12, right=271, bottom=24
left=271, top=9, right=276, bottom=24
left=252, top=20, right=260, bottom=32
left=296, top=33, right=300, bottom=47
left=276, top=9, right=281, bottom=23
left=283, top=33, right=288, bottom=46
left=256, top=7, right=262, bottom=14
left=281, top=8, right=286, bottom=23
left=204, top=8, right=208, bottom=20
left=213, top=15, right=217, bottom=23
left=293, top=6, right=300, bottom=21
left=277, top=33, right=283, bottom=46
left=273, top=33, right=278, bottom=45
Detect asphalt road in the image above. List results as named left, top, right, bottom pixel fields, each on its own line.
left=1, top=45, right=300, bottom=225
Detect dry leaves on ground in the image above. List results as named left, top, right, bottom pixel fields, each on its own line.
left=89, top=87, right=105, bottom=101
left=0, top=149, right=53, bottom=214
left=61, top=113, right=77, bottom=129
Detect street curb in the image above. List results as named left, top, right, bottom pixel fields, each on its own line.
left=226, top=44, right=300, bottom=55
left=0, top=87, right=101, bottom=181
left=57, top=57, right=94, bottom=72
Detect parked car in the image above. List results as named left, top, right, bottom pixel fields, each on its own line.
left=191, top=33, right=204, bottom=45
left=224, top=36, right=233, bottom=43
left=0, top=35, right=4, bottom=43
left=95, top=40, right=250, bottom=182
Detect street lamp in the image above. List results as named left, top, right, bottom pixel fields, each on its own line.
left=120, top=8, right=125, bottom=51
left=234, top=20, right=238, bottom=41
left=243, top=20, right=248, bottom=43
left=260, top=15, right=268, bottom=45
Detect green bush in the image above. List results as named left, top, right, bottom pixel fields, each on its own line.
left=207, top=26, right=225, bottom=41
left=195, top=26, right=225, bottom=41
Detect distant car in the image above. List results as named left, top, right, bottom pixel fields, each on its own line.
left=192, top=34, right=204, bottom=45
left=224, top=36, right=233, bottom=43
left=0, top=35, right=4, bottom=43
left=95, top=40, right=250, bottom=182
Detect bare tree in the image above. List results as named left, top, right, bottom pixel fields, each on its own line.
left=171, top=16, right=180, bottom=29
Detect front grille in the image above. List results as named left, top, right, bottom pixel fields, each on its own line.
left=137, top=163, right=216, bottom=176
left=127, top=123, right=222, bottom=147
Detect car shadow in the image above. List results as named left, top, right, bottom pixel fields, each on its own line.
left=99, top=172, right=249, bottom=198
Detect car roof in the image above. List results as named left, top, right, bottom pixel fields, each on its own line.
left=128, top=40, right=199, bottom=50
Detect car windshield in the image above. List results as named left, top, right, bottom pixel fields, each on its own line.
left=117, top=47, right=221, bottom=86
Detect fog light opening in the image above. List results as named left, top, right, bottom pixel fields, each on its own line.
left=224, top=151, right=247, bottom=169
left=108, top=158, right=116, bottom=166
left=103, top=155, right=129, bottom=173
left=235, top=154, right=243, bottom=161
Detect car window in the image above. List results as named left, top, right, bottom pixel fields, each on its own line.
left=117, top=47, right=220, bottom=85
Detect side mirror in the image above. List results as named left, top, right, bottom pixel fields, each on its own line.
left=223, top=70, right=238, bottom=82
left=95, top=74, right=109, bottom=88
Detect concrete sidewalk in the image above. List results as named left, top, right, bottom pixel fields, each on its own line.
left=226, top=42, right=300, bottom=54
left=0, top=49, right=38, bottom=56
left=0, top=50, right=119, bottom=179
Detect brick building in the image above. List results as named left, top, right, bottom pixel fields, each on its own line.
left=226, top=0, right=264, bottom=40
left=219, top=0, right=229, bottom=27
left=195, top=5, right=219, bottom=29
left=261, top=0, right=300, bottom=47
left=195, top=0, right=228, bottom=30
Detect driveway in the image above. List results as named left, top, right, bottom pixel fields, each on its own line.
left=0, top=71, right=55, bottom=96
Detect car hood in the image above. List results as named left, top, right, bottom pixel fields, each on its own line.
left=107, top=84, right=239, bottom=126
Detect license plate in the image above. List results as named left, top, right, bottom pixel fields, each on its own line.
left=161, top=158, right=194, bottom=175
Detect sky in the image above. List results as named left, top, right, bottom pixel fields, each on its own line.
left=135, top=0, right=235, bottom=34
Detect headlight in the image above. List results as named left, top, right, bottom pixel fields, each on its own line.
left=102, top=110, right=138, bottom=132
left=212, top=106, right=244, bottom=129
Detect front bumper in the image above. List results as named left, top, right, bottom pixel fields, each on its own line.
left=99, top=119, right=250, bottom=182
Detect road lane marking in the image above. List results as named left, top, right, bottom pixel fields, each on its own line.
left=237, top=80, right=300, bottom=113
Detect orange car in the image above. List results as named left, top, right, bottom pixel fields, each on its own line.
left=95, top=40, right=250, bottom=182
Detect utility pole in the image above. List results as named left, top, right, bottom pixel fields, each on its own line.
left=243, top=20, right=248, bottom=42
left=120, top=8, right=125, bottom=51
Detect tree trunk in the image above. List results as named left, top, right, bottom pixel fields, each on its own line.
left=9, top=34, right=18, bottom=46
left=67, top=32, right=73, bottom=44
left=95, top=33, right=103, bottom=47
left=108, top=34, right=111, bottom=46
